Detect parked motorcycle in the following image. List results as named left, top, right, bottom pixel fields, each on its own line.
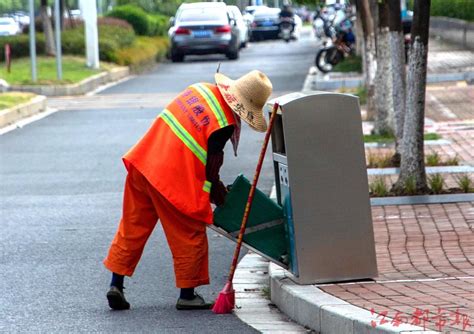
left=315, top=17, right=355, bottom=73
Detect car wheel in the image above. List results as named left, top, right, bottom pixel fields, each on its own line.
left=226, top=48, right=239, bottom=60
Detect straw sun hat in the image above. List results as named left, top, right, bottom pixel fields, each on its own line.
left=215, top=70, right=273, bottom=132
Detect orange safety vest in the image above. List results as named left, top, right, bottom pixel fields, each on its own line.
left=123, top=83, right=237, bottom=224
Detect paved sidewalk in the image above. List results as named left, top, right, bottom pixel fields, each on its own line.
left=266, top=43, right=473, bottom=333
left=304, top=37, right=474, bottom=91
left=320, top=202, right=473, bottom=333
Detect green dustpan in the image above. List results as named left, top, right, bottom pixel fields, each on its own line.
left=213, top=174, right=289, bottom=266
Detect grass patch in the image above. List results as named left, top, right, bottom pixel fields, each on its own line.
left=261, top=286, right=270, bottom=299
left=0, top=56, right=114, bottom=85
left=424, top=133, right=442, bottom=141
left=425, top=152, right=460, bottom=166
left=369, top=176, right=389, bottom=197
left=364, top=133, right=442, bottom=143
left=428, top=173, right=445, bottom=194
left=367, top=152, right=394, bottom=168
left=0, top=92, right=36, bottom=110
left=339, top=85, right=367, bottom=105
left=332, top=55, right=362, bottom=73
left=456, top=174, right=473, bottom=193
left=425, top=152, right=441, bottom=167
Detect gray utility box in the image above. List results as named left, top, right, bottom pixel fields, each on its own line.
left=268, top=92, right=378, bottom=284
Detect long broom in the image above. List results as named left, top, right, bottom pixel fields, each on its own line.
left=212, top=101, right=280, bottom=314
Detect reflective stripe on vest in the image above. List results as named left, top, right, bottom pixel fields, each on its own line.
left=159, top=109, right=207, bottom=165
left=203, top=180, right=212, bottom=193
left=191, top=83, right=229, bottom=128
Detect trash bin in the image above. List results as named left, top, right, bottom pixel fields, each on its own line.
left=269, top=91, right=378, bottom=284
left=212, top=91, right=378, bottom=284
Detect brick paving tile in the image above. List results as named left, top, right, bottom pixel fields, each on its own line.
left=319, top=202, right=474, bottom=333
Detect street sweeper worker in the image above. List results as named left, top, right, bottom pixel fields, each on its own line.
left=103, top=70, right=273, bottom=311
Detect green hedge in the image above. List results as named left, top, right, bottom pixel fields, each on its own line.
left=106, top=4, right=169, bottom=36
left=0, top=22, right=135, bottom=63
left=148, top=14, right=169, bottom=37
left=408, top=0, right=474, bottom=21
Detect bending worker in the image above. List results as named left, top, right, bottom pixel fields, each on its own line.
left=103, top=70, right=273, bottom=310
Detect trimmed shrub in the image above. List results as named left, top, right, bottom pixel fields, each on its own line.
left=1, top=19, right=135, bottom=64
left=98, top=17, right=133, bottom=30
left=0, top=34, right=45, bottom=62
left=148, top=13, right=169, bottom=36
left=106, top=4, right=151, bottom=35
left=114, top=36, right=169, bottom=69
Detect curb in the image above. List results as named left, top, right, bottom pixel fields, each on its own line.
left=9, top=67, right=129, bottom=96
left=302, top=67, right=474, bottom=91
left=0, top=95, right=47, bottom=128
left=370, top=193, right=474, bottom=206
left=234, top=253, right=311, bottom=333
left=268, top=263, right=439, bottom=334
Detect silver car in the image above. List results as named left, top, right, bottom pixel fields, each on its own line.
left=169, top=3, right=240, bottom=62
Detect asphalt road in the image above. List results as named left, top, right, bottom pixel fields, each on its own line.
left=0, top=31, right=317, bottom=333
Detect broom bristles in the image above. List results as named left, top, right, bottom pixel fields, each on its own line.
left=212, top=282, right=235, bottom=314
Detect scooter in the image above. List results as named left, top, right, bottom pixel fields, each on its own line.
left=279, top=17, right=294, bottom=43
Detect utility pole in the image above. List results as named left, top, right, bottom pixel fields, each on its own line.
left=80, top=0, right=100, bottom=69
left=28, top=0, right=37, bottom=82
left=54, top=0, right=63, bottom=80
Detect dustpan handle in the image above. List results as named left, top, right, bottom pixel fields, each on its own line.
left=228, top=102, right=280, bottom=282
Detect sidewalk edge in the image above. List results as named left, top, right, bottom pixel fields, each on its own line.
left=8, top=66, right=130, bottom=96
left=302, top=68, right=474, bottom=91
left=234, top=253, right=311, bottom=333
left=269, top=263, right=440, bottom=334
left=0, top=95, right=47, bottom=128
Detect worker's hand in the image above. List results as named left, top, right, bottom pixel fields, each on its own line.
left=211, top=181, right=228, bottom=207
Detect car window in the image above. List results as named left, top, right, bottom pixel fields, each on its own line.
left=229, top=7, right=243, bottom=20
left=253, top=10, right=280, bottom=20
left=178, top=8, right=228, bottom=23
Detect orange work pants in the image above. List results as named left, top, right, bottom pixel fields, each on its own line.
left=103, top=165, right=209, bottom=288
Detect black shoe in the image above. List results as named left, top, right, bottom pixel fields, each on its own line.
left=176, top=293, right=213, bottom=310
left=107, top=286, right=130, bottom=310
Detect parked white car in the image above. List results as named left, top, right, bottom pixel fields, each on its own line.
left=0, top=17, right=20, bottom=36
left=292, top=14, right=302, bottom=40
left=227, top=5, right=250, bottom=48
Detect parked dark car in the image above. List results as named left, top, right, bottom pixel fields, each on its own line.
left=169, top=2, right=240, bottom=62
left=249, top=7, right=281, bottom=41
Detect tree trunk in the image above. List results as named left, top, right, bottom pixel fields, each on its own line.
left=373, top=0, right=394, bottom=136
left=355, top=0, right=376, bottom=120
left=388, top=0, right=407, bottom=165
left=394, top=0, right=431, bottom=194
left=40, top=0, right=56, bottom=56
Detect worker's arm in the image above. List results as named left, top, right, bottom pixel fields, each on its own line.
left=206, top=126, right=234, bottom=206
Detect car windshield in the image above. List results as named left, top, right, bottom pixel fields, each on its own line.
left=178, top=8, right=227, bottom=23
